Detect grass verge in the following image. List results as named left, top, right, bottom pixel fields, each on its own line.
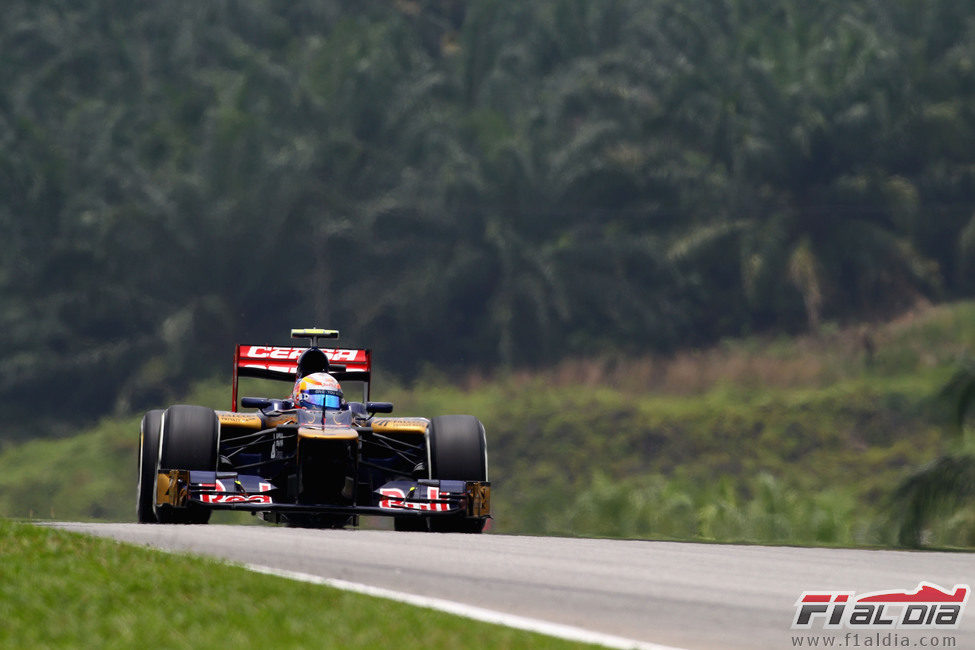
left=0, top=519, right=594, bottom=649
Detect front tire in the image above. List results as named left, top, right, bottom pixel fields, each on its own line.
left=156, top=405, right=219, bottom=524
left=136, top=410, right=163, bottom=523
left=427, top=415, right=488, bottom=533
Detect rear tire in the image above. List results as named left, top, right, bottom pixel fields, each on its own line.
left=157, top=405, right=219, bottom=524
left=427, top=415, right=488, bottom=534
left=136, top=410, right=163, bottom=523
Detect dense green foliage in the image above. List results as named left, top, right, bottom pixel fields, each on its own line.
left=894, top=357, right=975, bottom=546
left=5, top=1, right=975, bottom=432
left=4, top=302, right=973, bottom=547
left=0, top=519, right=591, bottom=649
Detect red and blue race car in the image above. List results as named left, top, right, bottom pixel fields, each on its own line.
left=137, top=328, right=490, bottom=532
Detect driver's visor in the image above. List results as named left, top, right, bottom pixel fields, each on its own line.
left=299, top=390, right=342, bottom=410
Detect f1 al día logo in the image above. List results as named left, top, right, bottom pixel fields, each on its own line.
left=792, top=582, right=969, bottom=630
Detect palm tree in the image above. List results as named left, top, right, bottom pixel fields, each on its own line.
left=656, top=0, right=943, bottom=331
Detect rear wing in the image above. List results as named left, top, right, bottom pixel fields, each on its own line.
left=232, top=345, right=371, bottom=411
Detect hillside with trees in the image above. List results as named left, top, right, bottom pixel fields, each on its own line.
left=3, top=0, right=975, bottom=437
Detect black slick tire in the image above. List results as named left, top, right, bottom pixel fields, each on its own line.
left=426, top=415, right=488, bottom=534
left=157, top=405, right=219, bottom=524
left=136, top=409, right=163, bottom=523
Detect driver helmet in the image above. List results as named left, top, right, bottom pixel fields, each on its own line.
left=292, top=372, right=343, bottom=410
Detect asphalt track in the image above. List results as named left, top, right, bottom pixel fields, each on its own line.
left=52, top=523, right=974, bottom=649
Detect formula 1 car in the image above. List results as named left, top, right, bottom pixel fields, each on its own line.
left=137, top=329, right=490, bottom=532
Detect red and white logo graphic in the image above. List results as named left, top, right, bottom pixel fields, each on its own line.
left=242, top=346, right=363, bottom=362
left=237, top=346, right=370, bottom=374
left=792, top=582, right=969, bottom=630
left=199, top=479, right=273, bottom=504
left=378, top=486, right=449, bottom=511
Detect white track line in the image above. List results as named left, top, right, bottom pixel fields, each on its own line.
left=244, top=563, right=687, bottom=650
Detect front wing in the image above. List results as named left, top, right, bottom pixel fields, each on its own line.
left=155, top=470, right=491, bottom=519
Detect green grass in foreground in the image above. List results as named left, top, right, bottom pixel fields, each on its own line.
left=0, top=519, right=594, bottom=649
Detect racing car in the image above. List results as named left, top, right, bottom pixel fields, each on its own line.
left=137, top=328, right=490, bottom=532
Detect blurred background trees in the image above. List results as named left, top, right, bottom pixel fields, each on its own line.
left=3, top=0, right=975, bottom=434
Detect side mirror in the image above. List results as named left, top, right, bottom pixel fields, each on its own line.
left=241, top=397, right=272, bottom=410
left=366, top=401, right=394, bottom=414
left=347, top=402, right=368, bottom=418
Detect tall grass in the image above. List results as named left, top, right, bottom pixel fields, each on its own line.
left=455, top=301, right=975, bottom=397
left=542, top=472, right=883, bottom=546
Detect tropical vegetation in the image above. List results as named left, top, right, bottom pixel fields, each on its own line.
left=4, top=1, right=975, bottom=430
left=3, top=1, right=975, bottom=546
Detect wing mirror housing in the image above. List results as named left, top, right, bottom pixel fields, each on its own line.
left=241, top=397, right=272, bottom=410
left=241, top=397, right=293, bottom=411
left=366, top=401, right=394, bottom=414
